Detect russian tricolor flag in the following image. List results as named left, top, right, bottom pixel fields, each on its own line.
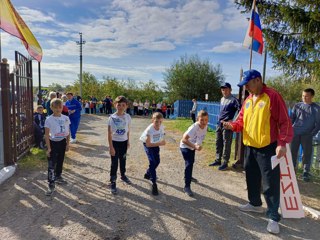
left=243, top=4, right=264, bottom=54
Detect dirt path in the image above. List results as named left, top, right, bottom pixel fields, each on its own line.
left=0, top=114, right=319, bottom=240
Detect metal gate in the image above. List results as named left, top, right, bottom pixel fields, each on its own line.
left=0, top=51, right=34, bottom=167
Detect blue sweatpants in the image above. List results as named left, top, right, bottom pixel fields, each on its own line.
left=144, top=144, right=160, bottom=184
left=180, top=147, right=195, bottom=188
left=70, top=116, right=81, bottom=139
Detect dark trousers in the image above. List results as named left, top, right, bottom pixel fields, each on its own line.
left=215, top=124, right=233, bottom=163
left=143, top=144, right=160, bottom=183
left=244, top=142, right=280, bottom=222
left=48, top=139, right=67, bottom=185
left=85, top=108, right=90, bottom=114
left=34, top=123, right=44, bottom=147
left=290, top=134, right=313, bottom=173
left=180, top=147, right=195, bottom=188
left=191, top=113, right=196, bottom=123
left=134, top=107, right=138, bottom=115
left=106, top=106, right=112, bottom=114
left=166, top=109, right=171, bottom=118
left=110, top=140, right=128, bottom=182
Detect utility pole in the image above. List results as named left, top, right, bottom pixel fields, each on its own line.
left=76, top=32, right=85, bottom=98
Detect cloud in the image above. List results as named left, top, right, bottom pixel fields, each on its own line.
left=209, top=41, right=244, bottom=53
left=20, top=0, right=226, bottom=59
left=17, top=7, right=55, bottom=23
left=222, top=0, right=248, bottom=30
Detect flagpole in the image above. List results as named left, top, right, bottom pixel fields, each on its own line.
left=262, top=47, right=267, bottom=83
left=249, top=0, right=257, bottom=70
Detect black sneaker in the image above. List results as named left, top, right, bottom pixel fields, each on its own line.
left=110, top=182, right=117, bottom=194
left=302, top=172, right=311, bottom=182
left=121, top=175, right=132, bottom=184
left=152, top=183, right=159, bottom=196
left=55, top=176, right=68, bottom=185
left=183, top=187, right=194, bottom=197
left=191, top=177, right=198, bottom=183
left=144, top=173, right=150, bottom=180
left=218, top=163, right=228, bottom=171
left=208, top=160, right=221, bottom=167
left=45, top=184, right=55, bottom=196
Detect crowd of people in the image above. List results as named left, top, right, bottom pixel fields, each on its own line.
left=82, top=97, right=174, bottom=118
left=33, top=69, right=320, bottom=235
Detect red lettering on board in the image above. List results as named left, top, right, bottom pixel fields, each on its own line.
left=284, top=196, right=299, bottom=210
left=280, top=166, right=292, bottom=180
left=281, top=181, right=295, bottom=194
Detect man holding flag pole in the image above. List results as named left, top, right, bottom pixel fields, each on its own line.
left=224, top=0, right=295, bottom=235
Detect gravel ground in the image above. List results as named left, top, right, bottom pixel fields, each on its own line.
left=0, top=114, right=319, bottom=240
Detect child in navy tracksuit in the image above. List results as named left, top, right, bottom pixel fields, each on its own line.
left=140, top=112, right=166, bottom=195
left=180, top=110, right=208, bottom=197
left=34, top=105, right=46, bottom=149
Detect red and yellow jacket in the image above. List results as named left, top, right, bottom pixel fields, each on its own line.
left=231, top=85, right=293, bottom=148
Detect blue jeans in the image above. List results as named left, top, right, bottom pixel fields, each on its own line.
left=244, top=142, right=281, bottom=222
left=70, top=116, right=81, bottom=139
left=143, top=144, right=160, bottom=183
left=180, top=147, right=195, bottom=188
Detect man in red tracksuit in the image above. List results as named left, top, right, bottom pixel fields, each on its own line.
left=223, top=69, right=293, bottom=234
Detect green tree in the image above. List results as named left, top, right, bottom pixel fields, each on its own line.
left=47, top=83, right=64, bottom=92
left=266, top=75, right=304, bottom=105
left=266, top=75, right=320, bottom=105
left=235, top=0, right=320, bottom=79
left=138, top=80, right=164, bottom=103
left=164, top=55, right=223, bottom=101
left=72, top=72, right=102, bottom=99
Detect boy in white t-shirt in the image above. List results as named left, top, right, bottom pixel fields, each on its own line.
left=108, top=96, right=132, bottom=194
left=140, top=112, right=166, bottom=195
left=180, top=110, right=208, bottom=197
left=44, top=98, right=71, bottom=196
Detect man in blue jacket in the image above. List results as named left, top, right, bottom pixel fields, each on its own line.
left=290, top=88, right=320, bottom=181
left=66, top=92, right=82, bottom=143
left=209, top=82, right=240, bottom=170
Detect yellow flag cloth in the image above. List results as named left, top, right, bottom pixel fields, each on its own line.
left=0, top=0, right=42, bottom=62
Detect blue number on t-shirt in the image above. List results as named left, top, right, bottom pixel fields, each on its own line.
left=116, top=129, right=126, bottom=135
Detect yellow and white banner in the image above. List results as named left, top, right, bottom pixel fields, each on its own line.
left=0, top=0, right=42, bottom=61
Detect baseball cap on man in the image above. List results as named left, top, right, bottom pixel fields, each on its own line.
left=237, top=69, right=261, bottom=87
left=220, top=82, right=231, bottom=89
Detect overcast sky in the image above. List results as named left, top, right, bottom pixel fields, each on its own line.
left=2, top=0, right=280, bottom=90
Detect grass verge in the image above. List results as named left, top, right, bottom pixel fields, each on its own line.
left=18, top=147, right=47, bottom=170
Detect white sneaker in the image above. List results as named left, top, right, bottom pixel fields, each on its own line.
left=267, top=219, right=280, bottom=234
left=239, top=203, right=264, bottom=213
left=70, top=138, right=77, bottom=143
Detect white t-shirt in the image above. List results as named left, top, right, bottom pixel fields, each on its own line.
left=108, top=113, right=131, bottom=142
left=140, top=124, right=165, bottom=144
left=180, top=122, right=207, bottom=150
left=44, top=114, right=70, bottom=141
